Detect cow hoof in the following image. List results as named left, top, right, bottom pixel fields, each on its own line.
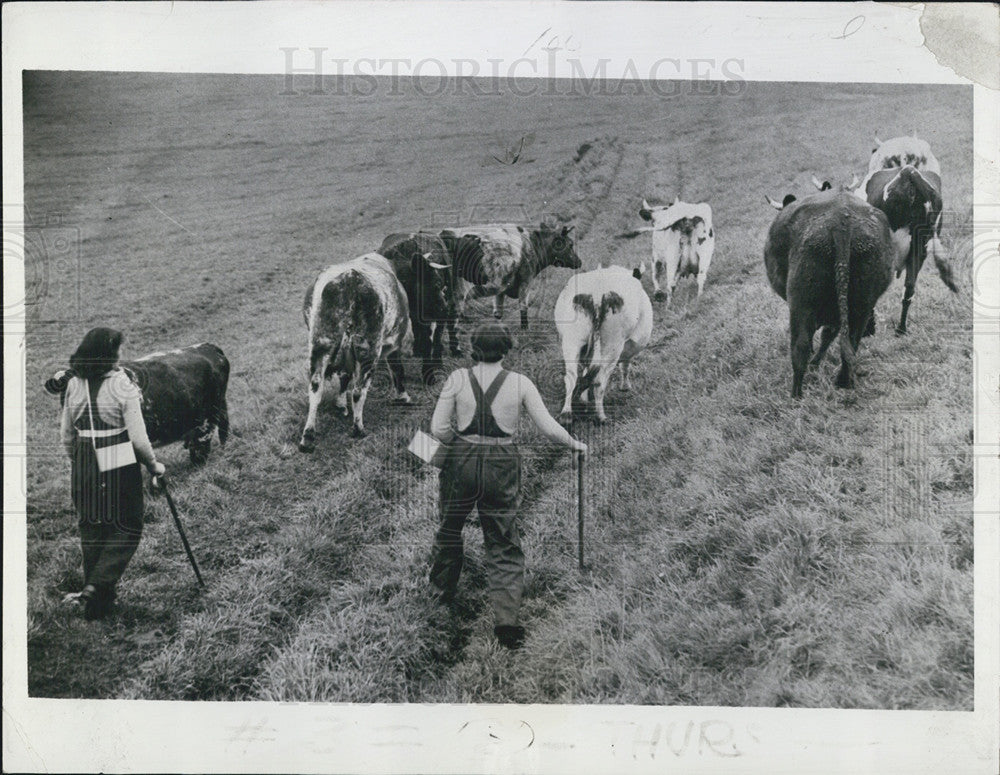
left=298, top=441, right=315, bottom=453
left=188, top=443, right=211, bottom=466
left=350, top=426, right=367, bottom=439
left=450, top=347, right=463, bottom=357
left=894, top=324, right=907, bottom=336
left=653, top=290, right=666, bottom=302
left=835, top=374, right=855, bottom=390
left=492, top=310, right=503, bottom=320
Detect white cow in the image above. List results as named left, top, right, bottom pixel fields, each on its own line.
left=554, top=266, right=653, bottom=424
left=636, top=197, right=715, bottom=305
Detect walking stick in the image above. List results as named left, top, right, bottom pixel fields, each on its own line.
left=159, top=479, right=206, bottom=587
left=577, top=450, right=586, bottom=571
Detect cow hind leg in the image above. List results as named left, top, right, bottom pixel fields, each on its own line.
left=896, top=280, right=916, bottom=335
left=790, top=312, right=815, bottom=399
left=651, top=261, right=665, bottom=302
left=493, top=294, right=505, bottom=320
left=809, top=325, right=837, bottom=367
left=215, top=396, right=230, bottom=445
left=300, top=348, right=332, bottom=452
left=350, top=357, right=376, bottom=438
left=335, top=373, right=350, bottom=416
left=387, top=349, right=412, bottom=404
left=446, top=318, right=463, bottom=356
left=518, top=288, right=530, bottom=331
left=896, top=252, right=920, bottom=335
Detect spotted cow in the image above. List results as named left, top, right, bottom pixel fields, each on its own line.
left=855, top=135, right=955, bottom=334
left=554, top=265, right=653, bottom=424
left=437, top=222, right=582, bottom=330
left=631, top=197, right=715, bottom=305
left=299, top=253, right=410, bottom=450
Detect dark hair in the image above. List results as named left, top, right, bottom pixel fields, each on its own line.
left=470, top=321, right=513, bottom=363
left=69, top=327, right=124, bottom=380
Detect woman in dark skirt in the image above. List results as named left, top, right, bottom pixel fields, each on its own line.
left=429, top=321, right=587, bottom=649
left=59, top=328, right=164, bottom=620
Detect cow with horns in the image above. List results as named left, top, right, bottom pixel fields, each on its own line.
left=436, top=221, right=583, bottom=330
left=378, top=232, right=462, bottom=383
left=619, top=197, right=715, bottom=306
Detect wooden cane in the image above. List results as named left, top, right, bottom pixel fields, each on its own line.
left=160, top=480, right=206, bottom=587
left=577, top=451, right=586, bottom=571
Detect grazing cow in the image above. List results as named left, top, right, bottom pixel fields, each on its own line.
left=554, top=265, right=653, bottom=423
left=378, top=232, right=462, bottom=382
left=763, top=190, right=894, bottom=398
left=855, top=135, right=955, bottom=334
left=437, top=222, right=582, bottom=330
left=632, top=197, right=715, bottom=305
left=44, top=342, right=230, bottom=464
left=299, top=253, right=410, bottom=450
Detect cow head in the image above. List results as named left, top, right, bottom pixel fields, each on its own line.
left=413, top=249, right=453, bottom=318
left=765, top=194, right=797, bottom=210
left=537, top=223, right=582, bottom=269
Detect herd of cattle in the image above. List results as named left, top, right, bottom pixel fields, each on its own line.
left=44, top=135, right=957, bottom=460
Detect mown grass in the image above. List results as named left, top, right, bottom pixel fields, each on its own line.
left=22, top=74, right=973, bottom=708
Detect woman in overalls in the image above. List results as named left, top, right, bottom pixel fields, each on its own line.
left=59, top=328, right=165, bottom=620
left=430, top=321, right=587, bottom=649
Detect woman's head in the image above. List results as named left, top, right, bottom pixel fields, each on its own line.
left=69, top=327, right=124, bottom=380
left=470, top=321, right=513, bottom=363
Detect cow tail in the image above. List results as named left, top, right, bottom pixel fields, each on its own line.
left=572, top=294, right=600, bottom=396
left=216, top=397, right=230, bottom=445
left=927, top=215, right=958, bottom=292
left=833, top=211, right=857, bottom=374
left=216, top=352, right=231, bottom=445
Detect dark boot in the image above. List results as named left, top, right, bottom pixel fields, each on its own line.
left=84, top=585, right=115, bottom=621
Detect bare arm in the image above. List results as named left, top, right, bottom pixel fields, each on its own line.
left=521, top=379, right=586, bottom=452
left=60, top=401, right=75, bottom=458
left=122, top=396, right=158, bottom=470
left=430, top=371, right=461, bottom=442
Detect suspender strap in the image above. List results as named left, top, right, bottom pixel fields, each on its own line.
left=465, top=368, right=510, bottom=437
left=482, top=369, right=509, bottom=406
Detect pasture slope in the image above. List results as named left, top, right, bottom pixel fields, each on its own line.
left=22, top=74, right=973, bottom=708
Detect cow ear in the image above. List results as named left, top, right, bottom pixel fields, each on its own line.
left=782, top=194, right=797, bottom=207
left=673, top=195, right=679, bottom=205
left=639, top=207, right=653, bottom=221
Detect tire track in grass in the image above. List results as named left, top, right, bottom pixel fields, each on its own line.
left=249, top=137, right=639, bottom=699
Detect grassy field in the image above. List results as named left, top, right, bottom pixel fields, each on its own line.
left=21, top=73, right=973, bottom=707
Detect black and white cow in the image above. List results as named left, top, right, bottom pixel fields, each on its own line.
left=763, top=190, right=894, bottom=398
left=855, top=135, right=955, bottom=334
left=554, top=266, right=653, bottom=424
left=437, top=222, right=582, bottom=330
left=299, top=253, right=411, bottom=450
left=44, top=342, right=230, bottom=464
left=378, top=232, right=462, bottom=382
left=634, top=197, right=716, bottom=305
